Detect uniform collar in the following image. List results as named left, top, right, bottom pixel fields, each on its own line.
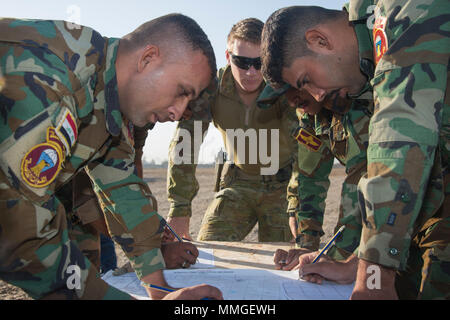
left=344, top=1, right=375, bottom=98
left=102, top=37, right=123, bottom=136
left=218, top=65, right=239, bottom=100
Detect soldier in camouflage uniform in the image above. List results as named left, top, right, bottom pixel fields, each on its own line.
left=259, top=88, right=372, bottom=271
left=261, top=1, right=449, bottom=299
left=166, top=18, right=299, bottom=242
left=0, top=15, right=223, bottom=300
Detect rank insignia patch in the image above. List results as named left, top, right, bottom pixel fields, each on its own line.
left=21, top=142, right=63, bottom=188
left=296, top=128, right=322, bottom=151
left=56, top=109, right=78, bottom=154
left=373, top=16, right=388, bottom=65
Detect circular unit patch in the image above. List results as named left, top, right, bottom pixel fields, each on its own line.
left=21, top=142, right=63, bottom=188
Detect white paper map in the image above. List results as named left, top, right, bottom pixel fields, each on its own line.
left=102, top=268, right=354, bottom=300
left=164, top=269, right=354, bottom=300
left=102, top=248, right=215, bottom=300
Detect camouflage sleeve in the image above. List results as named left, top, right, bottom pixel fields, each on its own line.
left=0, top=65, right=131, bottom=299
left=86, top=136, right=165, bottom=280
left=327, top=104, right=371, bottom=260
left=327, top=160, right=366, bottom=260
left=296, top=126, right=334, bottom=251
left=167, top=118, right=209, bottom=218
left=286, top=153, right=299, bottom=215
left=357, top=0, right=449, bottom=270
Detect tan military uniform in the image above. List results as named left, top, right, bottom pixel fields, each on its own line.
left=167, top=66, right=299, bottom=241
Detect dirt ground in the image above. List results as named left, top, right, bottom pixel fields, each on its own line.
left=0, top=166, right=345, bottom=300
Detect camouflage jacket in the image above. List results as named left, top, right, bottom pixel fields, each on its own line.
left=167, top=66, right=299, bottom=218
left=347, top=0, right=449, bottom=270
left=294, top=99, right=372, bottom=258
left=0, top=19, right=164, bottom=297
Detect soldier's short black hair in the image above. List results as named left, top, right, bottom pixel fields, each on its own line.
left=124, top=13, right=217, bottom=79
left=227, top=18, right=264, bottom=51
left=261, top=6, right=342, bottom=88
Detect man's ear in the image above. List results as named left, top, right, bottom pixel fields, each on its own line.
left=305, top=29, right=333, bottom=53
left=138, top=45, right=160, bottom=73
left=225, top=49, right=231, bottom=65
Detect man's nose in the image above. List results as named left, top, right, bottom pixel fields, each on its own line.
left=168, top=99, right=189, bottom=121
left=246, top=66, right=259, bottom=76
left=307, top=86, right=327, bottom=102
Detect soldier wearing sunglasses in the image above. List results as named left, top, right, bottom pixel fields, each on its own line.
left=166, top=18, right=300, bottom=242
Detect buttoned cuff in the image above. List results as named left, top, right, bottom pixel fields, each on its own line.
left=168, top=204, right=192, bottom=218
left=130, top=248, right=166, bottom=280
left=357, top=227, right=408, bottom=270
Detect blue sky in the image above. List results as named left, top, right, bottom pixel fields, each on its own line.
left=3, top=0, right=344, bottom=163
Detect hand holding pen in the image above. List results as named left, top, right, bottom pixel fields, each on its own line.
left=296, top=226, right=359, bottom=284
left=161, top=218, right=199, bottom=269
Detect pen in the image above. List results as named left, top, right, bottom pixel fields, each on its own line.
left=312, top=225, right=346, bottom=264
left=141, top=282, right=212, bottom=300
left=141, top=282, right=174, bottom=293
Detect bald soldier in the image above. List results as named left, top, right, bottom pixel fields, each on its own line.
left=166, top=18, right=299, bottom=242
left=261, top=2, right=449, bottom=299
left=0, top=14, right=222, bottom=300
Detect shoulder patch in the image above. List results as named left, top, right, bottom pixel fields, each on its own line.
left=373, top=16, right=388, bottom=65
left=296, top=128, right=322, bottom=152
left=21, top=142, right=63, bottom=188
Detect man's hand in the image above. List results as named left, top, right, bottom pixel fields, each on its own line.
left=273, top=248, right=311, bottom=270
left=350, top=259, right=398, bottom=300
left=163, top=284, right=223, bottom=300
left=166, top=216, right=192, bottom=241
left=297, top=252, right=358, bottom=285
left=161, top=241, right=198, bottom=269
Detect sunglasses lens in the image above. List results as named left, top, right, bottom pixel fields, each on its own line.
left=231, top=54, right=261, bottom=70
left=232, top=56, right=249, bottom=70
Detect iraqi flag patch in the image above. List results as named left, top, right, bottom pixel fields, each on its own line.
left=296, top=128, right=322, bottom=152
left=56, top=109, right=78, bottom=155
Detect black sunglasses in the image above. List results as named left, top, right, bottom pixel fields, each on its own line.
left=229, top=52, right=262, bottom=70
